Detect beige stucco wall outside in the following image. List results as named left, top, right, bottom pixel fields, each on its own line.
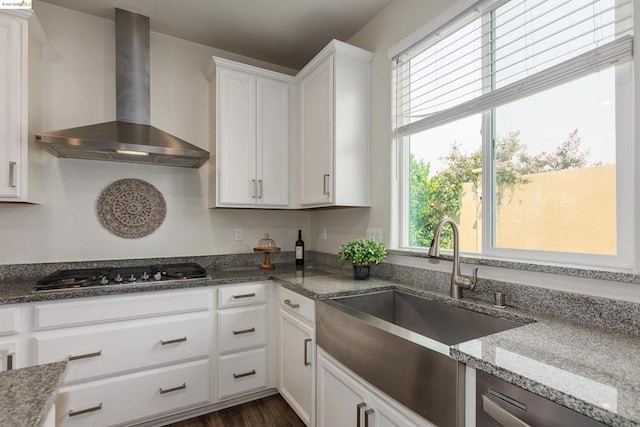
left=458, top=165, right=616, bottom=254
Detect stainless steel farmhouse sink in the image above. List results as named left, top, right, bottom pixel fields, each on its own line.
left=316, top=290, right=527, bottom=427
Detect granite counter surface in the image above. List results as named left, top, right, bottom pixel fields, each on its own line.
left=0, top=266, right=638, bottom=426
left=0, top=362, right=67, bottom=427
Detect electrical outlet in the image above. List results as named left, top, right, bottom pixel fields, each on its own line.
left=321, top=226, right=327, bottom=240
left=233, top=228, right=243, bottom=241
left=366, top=228, right=382, bottom=241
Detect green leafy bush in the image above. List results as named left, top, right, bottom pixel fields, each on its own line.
left=339, top=238, right=387, bottom=265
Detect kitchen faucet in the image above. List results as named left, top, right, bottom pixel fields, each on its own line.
left=428, top=217, right=478, bottom=299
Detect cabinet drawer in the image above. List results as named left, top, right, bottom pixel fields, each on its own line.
left=218, top=305, right=266, bottom=354
left=278, top=286, right=315, bottom=324
left=36, top=313, right=210, bottom=383
left=0, top=306, right=19, bottom=336
left=34, top=289, right=211, bottom=330
left=56, top=358, right=211, bottom=427
left=218, top=348, right=267, bottom=400
left=218, top=282, right=268, bottom=308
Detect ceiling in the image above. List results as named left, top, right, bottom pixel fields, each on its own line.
left=36, top=0, right=392, bottom=70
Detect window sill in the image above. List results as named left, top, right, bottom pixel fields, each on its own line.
left=389, top=248, right=640, bottom=285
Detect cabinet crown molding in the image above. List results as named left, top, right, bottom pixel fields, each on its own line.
left=207, top=56, right=295, bottom=83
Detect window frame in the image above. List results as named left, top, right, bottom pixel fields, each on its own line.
left=396, top=0, right=635, bottom=270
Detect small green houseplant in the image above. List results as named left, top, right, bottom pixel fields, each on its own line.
left=338, top=238, right=387, bottom=280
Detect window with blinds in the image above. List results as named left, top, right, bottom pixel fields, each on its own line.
left=395, top=0, right=634, bottom=268
left=395, top=0, right=633, bottom=136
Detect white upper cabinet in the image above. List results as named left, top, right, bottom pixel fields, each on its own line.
left=0, top=10, right=45, bottom=203
left=208, top=58, right=293, bottom=208
left=297, top=40, right=373, bottom=207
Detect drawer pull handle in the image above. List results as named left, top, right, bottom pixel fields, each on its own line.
left=233, top=327, right=256, bottom=335
left=364, top=408, right=375, bottom=427
left=356, top=402, right=366, bottom=427
left=482, top=395, right=531, bottom=427
left=233, top=292, right=256, bottom=299
left=6, top=354, right=13, bottom=370
left=161, top=336, right=187, bottom=345
left=69, top=403, right=102, bottom=417
left=233, top=369, right=256, bottom=379
left=160, top=382, right=187, bottom=394
left=69, top=350, right=102, bottom=361
left=304, top=338, right=312, bottom=366
left=284, top=299, right=299, bottom=309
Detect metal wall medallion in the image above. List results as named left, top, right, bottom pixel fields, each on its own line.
left=97, top=179, right=166, bottom=239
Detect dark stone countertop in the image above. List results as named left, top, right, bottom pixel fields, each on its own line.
left=0, top=362, right=67, bottom=427
left=0, top=264, right=638, bottom=426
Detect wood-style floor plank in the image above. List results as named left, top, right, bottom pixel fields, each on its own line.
left=165, top=394, right=305, bottom=427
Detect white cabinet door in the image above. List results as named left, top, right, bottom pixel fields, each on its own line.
left=213, top=59, right=291, bottom=208
left=317, top=349, right=435, bottom=427
left=299, top=55, right=333, bottom=206
left=217, top=67, right=257, bottom=206
left=279, top=309, right=314, bottom=425
left=256, top=77, right=289, bottom=206
left=317, top=349, right=367, bottom=427
left=0, top=13, right=23, bottom=198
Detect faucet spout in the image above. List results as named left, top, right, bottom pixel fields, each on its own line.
left=428, top=217, right=478, bottom=299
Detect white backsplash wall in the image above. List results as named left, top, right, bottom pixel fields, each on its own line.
left=0, top=2, right=308, bottom=264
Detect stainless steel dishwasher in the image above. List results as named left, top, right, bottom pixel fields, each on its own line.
left=476, top=371, right=607, bottom=427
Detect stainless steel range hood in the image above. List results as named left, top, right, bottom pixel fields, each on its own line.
left=35, top=9, right=209, bottom=168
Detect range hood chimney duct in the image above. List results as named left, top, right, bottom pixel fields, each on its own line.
left=35, top=9, right=210, bottom=168
left=116, top=8, right=150, bottom=125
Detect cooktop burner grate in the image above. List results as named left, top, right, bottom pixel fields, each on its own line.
left=34, top=263, right=208, bottom=292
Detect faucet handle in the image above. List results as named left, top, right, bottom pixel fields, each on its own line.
left=470, top=266, right=479, bottom=290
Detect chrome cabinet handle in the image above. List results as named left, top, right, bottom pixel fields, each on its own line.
left=233, top=292, right=256, bottom=299
left=233, top=369, right=256, bottom=379
left=284, top=299, right=299, bottom=309
left=483, top=395, right=531, bottom=427
left=6, top=354, right=13, bottom=370
left=251, top=179, right=257, bottom=198
left=233, top=327, right=256, bottom=335
left=160, top=382, right=186, bottom=394
left=8, top=162, right=16, bottom=188
left=364, top=408, right=375, bottom=427
left=161, top=336, right=187, bottom=345
left=69, top=350, right=102, bottom=361
left=258, top=179, right=263, bottom=198
left=69, top=403, right=102, bottom=417
left=323, top=174, right=330, bottom=195
left=356, top=402, right=366, bottom=427
left=303, top=338, right=312, bottom=366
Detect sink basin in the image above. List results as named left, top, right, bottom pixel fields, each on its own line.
left=333, top=290, right=523, bottom=345
left=316, top=290, right=528, bottom=427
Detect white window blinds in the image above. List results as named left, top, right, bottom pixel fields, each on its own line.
left=394, top=0, right=634, bottom=137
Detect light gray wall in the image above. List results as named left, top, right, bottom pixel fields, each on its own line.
left=0, top=3, right=309, bottom=264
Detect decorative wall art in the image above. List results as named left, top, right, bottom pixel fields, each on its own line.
left=97, top=179, right=166, bottom=239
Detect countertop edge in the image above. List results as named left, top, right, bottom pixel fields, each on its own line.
left=450, top=348, right=638, bottom=427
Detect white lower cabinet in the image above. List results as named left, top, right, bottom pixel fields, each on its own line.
left=277, top=285, right=315, bottom=426
left=216, top=282, right=272, bottom=401
left=0, top=305, right=19, bottom=371
left=317, top=348, right=435, bottom=427
left=56, top=358, right=211, bottom=427
left=30, top=288, right=214, bottom=427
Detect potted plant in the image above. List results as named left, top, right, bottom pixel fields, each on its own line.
left=338, top=238, right=387, bottom=280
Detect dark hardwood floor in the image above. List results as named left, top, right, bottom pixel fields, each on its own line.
left=165, top=394, right=305, bottom=427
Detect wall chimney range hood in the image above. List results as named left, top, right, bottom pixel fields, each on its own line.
left=35, top=9, right=209, bottom=168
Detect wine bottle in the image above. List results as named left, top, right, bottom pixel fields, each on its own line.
left=295, top=230, right=304, bottom=266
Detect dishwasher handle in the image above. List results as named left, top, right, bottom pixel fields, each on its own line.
left=483, top=395, right=532, bottom=427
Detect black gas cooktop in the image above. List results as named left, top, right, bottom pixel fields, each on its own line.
left=33, top=263, right=208, bottom=292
